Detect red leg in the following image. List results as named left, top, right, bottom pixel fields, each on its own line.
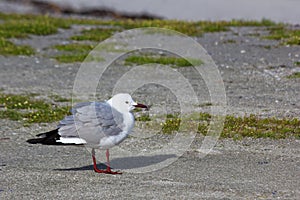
left=92, top=148, right=122, bottom=174
left=106, top=149, right=111, bottom=170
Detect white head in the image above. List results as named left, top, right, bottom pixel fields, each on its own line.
left=107, top=93, right=147, bottom=113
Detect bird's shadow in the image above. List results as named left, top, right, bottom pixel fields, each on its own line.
left=54, top=154, right=176, bottom=171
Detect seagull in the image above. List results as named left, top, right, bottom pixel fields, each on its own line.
left=27, top=93, right=148, bottom=174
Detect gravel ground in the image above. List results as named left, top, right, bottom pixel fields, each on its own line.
left=0, top=24, right=300, bottom=199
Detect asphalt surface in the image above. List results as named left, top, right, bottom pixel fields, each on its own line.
left=0, top=24, right=300, bottom=199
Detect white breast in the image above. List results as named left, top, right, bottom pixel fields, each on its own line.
left=98, top=112, right=135, bottom=149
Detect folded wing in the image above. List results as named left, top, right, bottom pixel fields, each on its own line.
left=58, top=102, right=124, bottom=146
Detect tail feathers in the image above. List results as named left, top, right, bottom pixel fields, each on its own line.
left=27, top=129, right=85, bottom=146
left=27, top=129, right=61, bottom=145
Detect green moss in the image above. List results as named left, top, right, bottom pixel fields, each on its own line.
left=53, top=43, right=95, bottom=52
left=106, top=18, right=277, bottom=36
left=52, top=43, right=93, bottom=63
left=55, top=17, right=279, bottom=40
left=125, top=55, right=203, bottom=67
left=0, top=13, right=287, bottom=40
left=0, top=13, right=72, bottom=38
left=0, top=38, right=34, bottom=55
left=136, top=114, right=151, bottom=122
left=0, top=93, right=47, bottom=110
left=71, top=28, right=118, bottom=41
left=147, top=112, right=299, bottom=139
left=53, top=53, right=104, bottom=63
left=196, top=113, right=300, bottom=139
left=265, top=26, right=300, bottom=45
left=0, top=93, right=70, bottom=125
left=264, top=26, right=287, bottom=40
left=24, top=106, right=70, bottom=124
left=232, top=19, right=277, bottom=27
left=162, top=114, right=181, bottom=134
left=0, top=13, right=74, bottom=56
left=0, top=19, right=57, bottom=38
left=199, top=112, right=211, bottom=121
left=287, top=72, right=300, bottom=79
left=285, top=35, right=300, bottom=45
left=0, top=110, right=23, bottom=121
left=52, top=43, right=105, bottom=63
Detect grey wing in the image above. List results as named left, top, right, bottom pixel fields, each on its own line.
left=58, top=102, right=124, bottom=145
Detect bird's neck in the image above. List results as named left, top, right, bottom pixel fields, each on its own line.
left=123, top=112, right=135, bottom=134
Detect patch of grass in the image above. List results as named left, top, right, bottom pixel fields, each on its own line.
left=121, top=108, right=300, bottom=140
left=162, top=115, right=181, bottom=134
left=228, top=18, right=277, bottom=27
left=287, top=72, right=300, bottom=79
left=110, top=19, right=204, bottom=36
left=24, top=106, right=70, bottom=124
left=0, top=110, right=23, bottom=121
left=136, top=114, right=151, bottom=122
left=52, top=43, right=104, bottom=63
left=0, top=93, right=70, bottom=125
left=0, top=13, right=285, bottom=39
left=0, top=19, right=57, bottom=38
left=264, top=26, right=287, bottom=40
left=0, top=38, right=34, bottom=55
left=196, top=113, right=300, bottom=139
left=53, top=43, right=95, bottom=52
left=53, top=53, right=87, bottom=63
left=0, top=13, right=74, bottom=56
left=53, top=53, right=104, bottom=63
left=265, top=26, right=300, bottom=45
left=52, top=43, right=94, bottom=63
left=223, top=114, right=299, bottom=139
left=71, top=28, right=118, bottom=41
left=0, top=13, right=73, bottom=38
left=98, top=109, right=300, bottom=138
left=0, top=93, right=48, bottom=110
left=294, top=61, right=300, bottom=66
left=125, top=55, right=203, bottom=67
left=46, top=17, right=278, bottom=40
left=150, top=112, right=299, bottom=139
left=0, top=13, right=72, bottom=38
left=199, top=112, right=212, bottom=121
left=111, top=18, right=277, bottom=36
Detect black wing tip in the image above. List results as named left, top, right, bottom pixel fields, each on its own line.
left=27, top=129, right=84, bottom=146
left=27, top=129, right=61, bottom=145
left=26, top=138, right=43, bottom=144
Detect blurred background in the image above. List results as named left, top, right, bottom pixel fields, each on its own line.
left=0, top=0, right=299, bottom=23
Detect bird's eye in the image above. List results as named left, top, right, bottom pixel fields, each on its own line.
left=125, top=101, right=129, bottom=104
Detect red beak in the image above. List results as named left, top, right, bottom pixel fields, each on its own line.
left=134, top=103, right=149, bottom=110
